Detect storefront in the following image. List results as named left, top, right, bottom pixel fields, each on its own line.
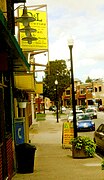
left=0, top=10, right=30, bottom=179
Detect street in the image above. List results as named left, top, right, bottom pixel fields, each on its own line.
left=48, top=108, right=104, bottom=141
left=46, top=108, right=104, bottom=157
left=69, top=110, right=104, bottom=158
left=12, top=109, right=104, bottom=180
left=78, top=111, right=104, bottom=139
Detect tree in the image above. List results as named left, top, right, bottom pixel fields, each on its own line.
left=85, top=76, right=92, bottom=83
left=43, top=60, right=70, bottom=103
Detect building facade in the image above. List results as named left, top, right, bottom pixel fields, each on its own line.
left=62, top=78, right=104, bottom=108
left=0, top=1, right=32, bottom=179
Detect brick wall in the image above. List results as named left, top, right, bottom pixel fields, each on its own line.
left=6, top=136, right=14, bottom=180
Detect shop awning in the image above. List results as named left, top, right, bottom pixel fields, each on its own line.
left=0, top=10, right=30, bottom=72
left=14, top=74, right=35, bottom=92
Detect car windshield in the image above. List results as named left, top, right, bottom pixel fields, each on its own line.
left=77, top=114, right=90, bottom=120
left=86, top=109, right=94, bottom=113
left=68, top=110, right=83, bottom=117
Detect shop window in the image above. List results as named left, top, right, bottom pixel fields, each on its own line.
left=74, top=90, right=77, bottom=94
left=80, top=88, right=85, bottom=94
left=87, top=87, right=93, bottom=92
left=66, top=90, right=70, bottom=95
left=99, top=86, right=102, bottom=92
left=95, top=87, right=97, bottom=92
left=0, top=72, right=9, bottom=86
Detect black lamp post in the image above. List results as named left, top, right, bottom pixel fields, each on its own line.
left=55, top=79, right=59, bottom=123
left=68, top=39, right=77, bottom=138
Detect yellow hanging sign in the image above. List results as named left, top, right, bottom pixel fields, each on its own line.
left=18, top=9, right=48, bottom=51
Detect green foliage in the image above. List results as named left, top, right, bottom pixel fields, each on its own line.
left=43, top=60, right=70, bottom=101
left=14, top=88, right=28, bottom=102
left=71, top=136, right=96, bottom=157
left=36, top=113, right=46, bottom=121
left=101, top=159, right=104, bottom=168
left=85, top=76, right=92, bottom=83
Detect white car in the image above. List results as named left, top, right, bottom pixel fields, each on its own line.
left=85, top=108, right=97, bottom=119
left=61, top=106, right=66, bottom=112
left=67, top=111, right=73, bottom=121
left=87, top=105, right=97, bottom=111
left=67, top=109, right=83, bottom=121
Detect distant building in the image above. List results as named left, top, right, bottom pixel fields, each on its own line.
left=92, top=78, right=104, bottom=106
left=62, top=78, right=104, bottom=108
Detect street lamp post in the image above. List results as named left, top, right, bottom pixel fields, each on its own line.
left=55, top=79, right=59, bottom=123
left=68, top=39, right=77, bottom=138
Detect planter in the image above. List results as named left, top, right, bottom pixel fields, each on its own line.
left=72, top=145, right=89, bottom=159
left=18, top=102, right=27, bottom=108
left=101, top=160, right=104, bottom=170
left=101, top=165, right=104, bottom=170
left=71, top=136, right=96, bottom=159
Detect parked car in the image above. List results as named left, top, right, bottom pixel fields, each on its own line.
left=67, top=111, right=73, bottom=121
left=88, top=105, right=97, bottom=111
left=85, top=108, right=97, bottom=119
left=76, top=109, right=84, bottom=114
left=77, top=113, right=95, bottom=132
left=49, top=105, right=56, bottom=111
left=98, top=105, right=104, bottom=112
left=61, top=106, right=66, bottom=112
left=94, top=123, right=104, bottom=151
left=76, top=105, right=86, bottom=112
left=67, top=109, right=83, bottom=121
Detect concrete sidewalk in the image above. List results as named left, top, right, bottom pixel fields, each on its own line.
left=12, top=112, right=104, bottom=180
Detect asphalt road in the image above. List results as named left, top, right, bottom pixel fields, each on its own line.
left=48, top=109, right=104, bottom=158
left=77, top=111, right=104, bottom=138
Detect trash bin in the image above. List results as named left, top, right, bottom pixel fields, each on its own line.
left=15, top=143, right=36, bottom=173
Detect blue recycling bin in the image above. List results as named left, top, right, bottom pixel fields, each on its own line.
left=14, top=118, right=25, bottom=145
left=16, top=143, right=36, bottom=173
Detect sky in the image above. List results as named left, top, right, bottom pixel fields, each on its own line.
left=24, top=0, right=104, bottom=82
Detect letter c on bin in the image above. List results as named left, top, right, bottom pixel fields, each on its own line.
left=18, top=128, right=22, bottom=139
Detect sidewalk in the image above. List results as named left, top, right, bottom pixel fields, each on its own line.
left=12, top=111, right=104, bottom=180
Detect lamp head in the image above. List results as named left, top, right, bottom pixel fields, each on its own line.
left=15, top=6, right=35, bottom=26
left=20, top=25, right=36, bottom=37
left=55, top=79, right=58, bottom=85
left=68, top=38, right=74, bottom=48
left=22, top=35, right=37, bottom=44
